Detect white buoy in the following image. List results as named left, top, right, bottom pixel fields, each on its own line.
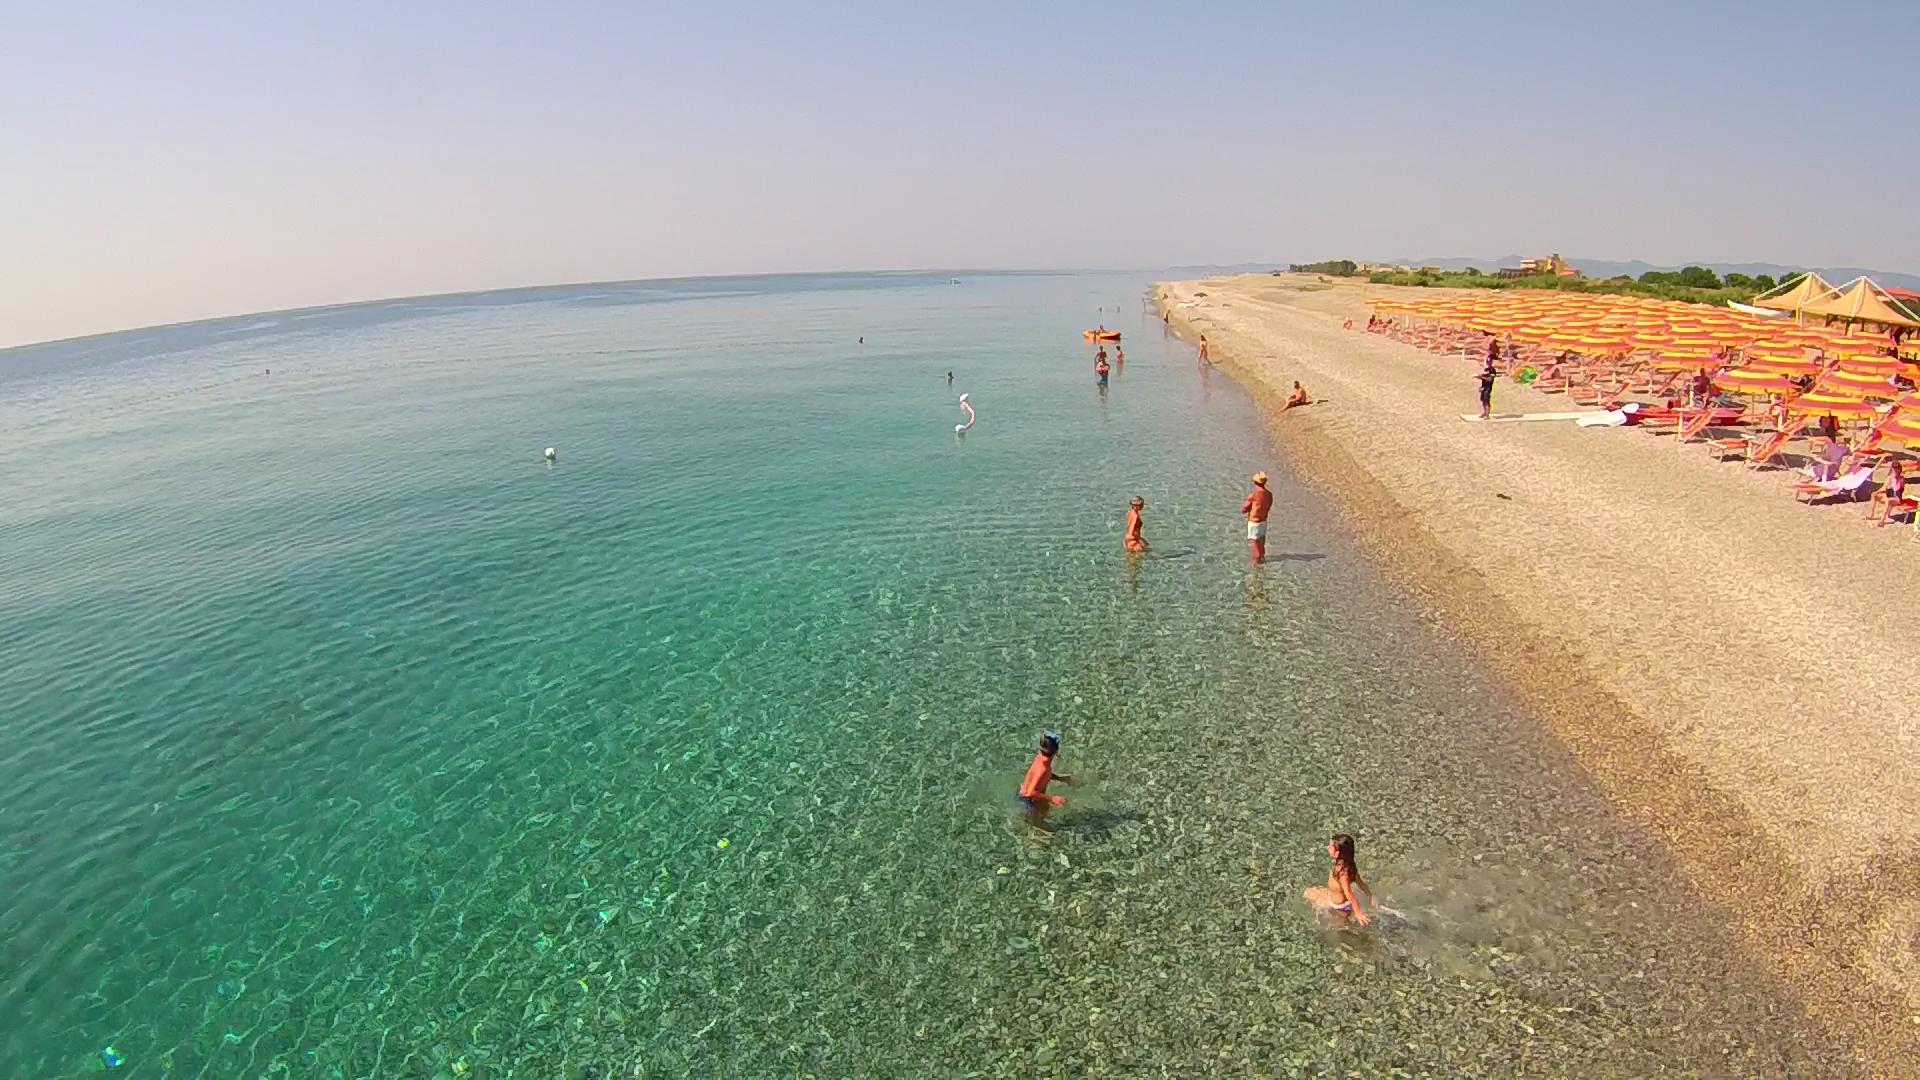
left=544, top=447, right=556, bottom=461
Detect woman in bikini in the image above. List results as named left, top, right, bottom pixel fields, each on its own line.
left=1303, top=833, right=1373, bottom=926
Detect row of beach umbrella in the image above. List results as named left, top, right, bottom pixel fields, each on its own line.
left=1369, top=292, right=1919, bottom=437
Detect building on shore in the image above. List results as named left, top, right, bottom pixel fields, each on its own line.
left=1496, top=253, right=1583, bottom=280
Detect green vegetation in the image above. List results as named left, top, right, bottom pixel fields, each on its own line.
left=1364, top=266, right=1784, bottom=306
left=1289, top=259, right=1359, bottom=276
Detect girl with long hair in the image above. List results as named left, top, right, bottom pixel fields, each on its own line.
left=1303, top=833, right=1373, bottom=926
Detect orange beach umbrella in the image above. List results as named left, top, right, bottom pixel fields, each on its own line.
left=1785, top=392, right=1881, bottom=418
left=1713, top=370, right=1795, bottom=396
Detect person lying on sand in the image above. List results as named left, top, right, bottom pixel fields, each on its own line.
left=1018, top=731, right=1073, bottom=823
left=1303, top=833, right=1373, bottom=926
left=1283, top=382, right=1310, bottom=410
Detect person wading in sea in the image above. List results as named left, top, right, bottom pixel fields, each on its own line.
left=1017, top=731, right=1073, bottom=825
left=1241, top=471, right=1272, bottom=565
left=1125, top=496, right=1149, bottom=553
left=1303, top=833, right=1374, bottom=927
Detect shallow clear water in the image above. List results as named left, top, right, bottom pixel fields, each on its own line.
left=0, top=273, right=1836, bottom=1076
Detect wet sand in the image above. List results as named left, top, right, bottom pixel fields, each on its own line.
left=1157, top=273, right=1920, bottom=1073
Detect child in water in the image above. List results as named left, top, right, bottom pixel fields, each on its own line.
left=1303, top=833, right=1373, bottom=926
left=1125, top=496, right=1149, bottom=553
left=1018, top=731, right=1073, bottom=823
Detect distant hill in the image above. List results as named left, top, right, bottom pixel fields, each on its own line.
left=1385, top=256, right=1920, bottom=292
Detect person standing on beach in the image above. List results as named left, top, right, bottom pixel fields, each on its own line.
left=1198, top=335, right=1212, bottom=365
left=1476, top=358, right=1496, bottom=420
left=1125, top=496, right=1149, bottom=553
left=1018, top=730, right=1073, bottom=824
left=1241, top=472, right=1272, bottom=564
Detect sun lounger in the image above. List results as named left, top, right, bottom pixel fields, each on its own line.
left=1709, top=418, right=1805, bottom=467
left=1791, top=466, right=1874, bottom=504
left=1747, top=425, right=1804, bottom=469
left=1676, top=408, right=1727, bottom=443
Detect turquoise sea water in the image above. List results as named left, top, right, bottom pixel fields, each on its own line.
left=0, top=272, right=1839, bottom=1076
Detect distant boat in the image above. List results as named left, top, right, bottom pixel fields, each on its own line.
left=1727, top=300, right=1789, bottom=319
left=949, top=278, right=961, bottom=285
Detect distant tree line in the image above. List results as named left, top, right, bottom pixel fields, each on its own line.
left=1289, top=260, right=1359, bottom=276
left=1634, top=266, right=1781, bottom=292
left=1363, top=267, right=1784, bottom=306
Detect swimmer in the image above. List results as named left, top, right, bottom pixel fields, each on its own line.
left=1125, top=496, right=1149, bottom=553
left=1283, top=381, right=1309, bottom=410
left=947, top=370, right=954, bottom=385
left=1303, top=833, right=1373, bottom=926
left=859, top=337, right=864, bottom=345
left=1094, top=354, right=1111, bottom=386
left=1018, top=730, right=1073, bottom=823
left=1114, top=346, right=1124, bottom=366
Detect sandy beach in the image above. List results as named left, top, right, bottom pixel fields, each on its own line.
left=1159, top=273, right=1920, bottom=1070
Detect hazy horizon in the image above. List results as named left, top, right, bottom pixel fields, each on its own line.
left=5, top=2, right=1913, bottom=349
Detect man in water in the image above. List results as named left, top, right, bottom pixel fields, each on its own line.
left=1241, top=471, right=1272, bottom=565
left=1095, top=353, right=1111, bottom=386
left=947, top=370, right=954, bottom=385
left=1018, top=730, right=1073, bottom=823
left=1125, top=496, right=1149, bottom=553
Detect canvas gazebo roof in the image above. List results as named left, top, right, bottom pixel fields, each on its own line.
left=1750, top=271, right=1834, bottom=312
left=1797, top=276, right=1920, bottom=328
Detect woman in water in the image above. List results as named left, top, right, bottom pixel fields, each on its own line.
left=1303, top=833, right=1373, bottom=926
left=1124, top=496, right=1149, bottom=553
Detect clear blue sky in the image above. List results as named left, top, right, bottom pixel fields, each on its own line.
left=2, top=2, right=1912, bottom=347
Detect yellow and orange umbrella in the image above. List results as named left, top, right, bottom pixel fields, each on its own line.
left=1873, top=397, right=1920, bottom=445
left=1816, top=370, right=1899, bottom=400
left=1837, top=353, right=1902, bottom=376
left=1785, top=391, right=1881, bottom=418
left=1714, top=369, right=1796, bottom=396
